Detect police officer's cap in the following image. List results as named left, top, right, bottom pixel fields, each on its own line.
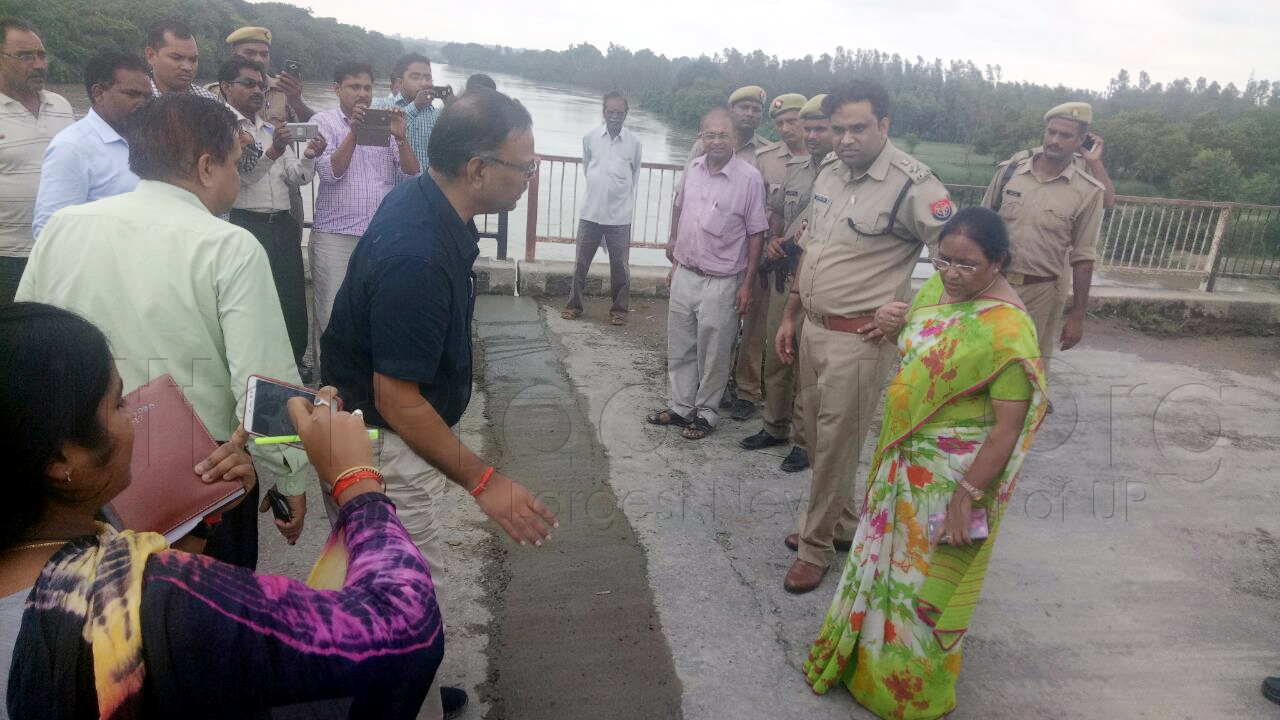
left=769, top=93, right=807, bottom=118
left=799, top=94, right=828, bottom=120
left=1044, top=101, right=1092, bottom=124
left=729, top=86, right=767, bottom=107
left=226, top=27, right=272, bottom=46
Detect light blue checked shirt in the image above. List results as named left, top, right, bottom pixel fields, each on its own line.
left=372, top=93, right=436, bottom=172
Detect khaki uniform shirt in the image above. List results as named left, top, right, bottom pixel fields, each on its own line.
left=982, top=150, right=1105, bottom=278
left=0, top=90, right=75, bottom=256
left=754, top=141, right=805, bottom=226
left=797, top=142, right=951, bottom=318
left=771, top=152, right=825, bottom=241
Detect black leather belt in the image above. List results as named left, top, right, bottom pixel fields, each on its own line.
left=231, top=209, right=292, bottom=224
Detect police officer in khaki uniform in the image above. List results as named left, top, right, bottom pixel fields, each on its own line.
left=219, top=27, right=314, bottom=123
left=718, top=93, right=809, bottom=422
left=983, top=101, right=1105, bottom=378
left=775, top=80, right=951, bottom=593
left=740, top=94, right=832, bottom=473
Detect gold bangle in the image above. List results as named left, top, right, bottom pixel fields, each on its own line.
left=958, top=478, right=985, bottom=501
left=334, top=465, right=380, bottom=483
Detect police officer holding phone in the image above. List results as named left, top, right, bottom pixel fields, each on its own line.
left=219, top=27, right=315, bottom=124
left=374, top=53, right=454, bottom=171
left=982, top=102, right=1107, bottom=381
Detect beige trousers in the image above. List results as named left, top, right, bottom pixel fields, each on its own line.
left=794, top=322, right=896, bottom=568
left=1012, top=278, right=1067, bottom=376
left=323, top=430, right=447, bottom=720
left=307, top=230, right=361, bottom=382
left=761, top=277, right=806, bottom=445
left=668, top=265, right=741, bottom=426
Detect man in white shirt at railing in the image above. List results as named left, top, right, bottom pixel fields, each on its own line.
left=562, top=91, right=642, bottom=326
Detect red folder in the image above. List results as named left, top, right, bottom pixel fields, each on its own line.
left=103, top=374, right=245, bottom=542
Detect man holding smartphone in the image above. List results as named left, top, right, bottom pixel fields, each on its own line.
left=219, top=56, right=326, bottom=377
left=373, top=53, right=453, bottom=171
left=220, top=27, right=314, bottom=124
left=310, top=61, right=419, bottom=382
left=983, top=101, right=1107, bottom=380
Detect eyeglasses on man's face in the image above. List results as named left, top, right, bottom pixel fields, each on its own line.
left=482, top=156, right=539, bottom=178
left=930, top=257, right=981, bottom=274
left=700, top=132, right=732, bottom=143
left=0, top=50, right=47, bottom=63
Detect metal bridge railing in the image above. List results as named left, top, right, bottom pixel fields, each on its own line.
left=521, top=157, right=1280, bottom=291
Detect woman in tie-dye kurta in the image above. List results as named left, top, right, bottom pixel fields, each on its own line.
left=804, top=208, right=1049, bottom=719
left=0, top=303, right=442, bottom=719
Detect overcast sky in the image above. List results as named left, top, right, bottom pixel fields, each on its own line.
left=278, top=0, right=1279, bottom=93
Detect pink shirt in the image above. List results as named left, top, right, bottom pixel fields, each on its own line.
left=673, top=154, right=768, bottom=276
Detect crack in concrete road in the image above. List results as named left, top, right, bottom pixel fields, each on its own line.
left=474, top=296, right=683, bottom=720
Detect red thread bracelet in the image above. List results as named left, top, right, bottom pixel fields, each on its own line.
left=331, top=469, right=383, bottom=501
left=470, top=466, right=496, bottom=497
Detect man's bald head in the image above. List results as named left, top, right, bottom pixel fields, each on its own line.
left=428, top=89, right=533, bottom=179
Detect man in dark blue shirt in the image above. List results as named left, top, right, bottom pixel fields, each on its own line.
left=321, top=88, right=555, bottom=720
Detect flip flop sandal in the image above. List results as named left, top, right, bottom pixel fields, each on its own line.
left=681, top=417, right=713, bottom=440
left=646, top=408, right=689, bottom=427
left=561, top=308, right=582, bottom=320
left=610, top=314, right=626, bottom=326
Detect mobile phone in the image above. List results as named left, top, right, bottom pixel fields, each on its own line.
left=927, top=509, right=990, bottom=546
left=265, top=486, right=293, bottom=523
left=285, top=122, right=319, bottom=140
left=1082, top=133, right=1096, bottom=151
left=244, top=375, right=331, bottom=440
left=431, top=85, right=453, bottom=100
left=283, top=59, right=301, bottom=77
left=355, top=108, right=392, bottom=146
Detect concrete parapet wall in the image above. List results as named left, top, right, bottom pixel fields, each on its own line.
left=508, top=259, right=1280, bottom=332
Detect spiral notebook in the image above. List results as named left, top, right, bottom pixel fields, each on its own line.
left=100, top=374, right=246, bottom=543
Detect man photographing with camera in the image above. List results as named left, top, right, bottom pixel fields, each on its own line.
left=374, top=53, right=454, bottom=171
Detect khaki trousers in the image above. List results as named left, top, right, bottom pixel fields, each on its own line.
left=668, top=265, right=741, bottom=426
left=323, top=430, right=447, bottom=720
left=731, top=273, right=769, bottom=402
left=1012, top=278, right=1066, bottom=376
left=795, top=322, right=896, bottom=568
left=761, top=277, right=806, bottom=446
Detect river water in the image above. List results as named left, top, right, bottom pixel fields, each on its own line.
left=51, top=63, right=696, bottom=265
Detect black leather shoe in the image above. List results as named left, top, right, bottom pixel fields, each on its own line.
left=719, top=386, right=738, bottom=409
left=780, top=446, right=810, bottom=472
left=727, top=398, right=756, bottom=421
left=442, top=686, right=469, bottom=719
left=739, top=429, right=788, bottom=450
left=1263, top=677, right=1280, bottom=706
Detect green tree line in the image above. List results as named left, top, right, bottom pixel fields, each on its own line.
left=442, top=42, right=1280, bottom=204
left=1, top=0, right=406, bottom=85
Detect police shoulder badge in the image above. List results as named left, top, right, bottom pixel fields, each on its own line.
left=930, top=198, right=953, bottom=221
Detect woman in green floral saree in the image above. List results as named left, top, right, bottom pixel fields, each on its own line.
left=803, top=207, right=1049, bottom=719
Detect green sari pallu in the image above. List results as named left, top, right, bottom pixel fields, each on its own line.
left=803, top=274, right=1048, bottom=720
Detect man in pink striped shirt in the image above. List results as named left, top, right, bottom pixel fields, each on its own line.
left=309, top=60, right=419, bottom=379
left=648, top=107, right=767, bottom=440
